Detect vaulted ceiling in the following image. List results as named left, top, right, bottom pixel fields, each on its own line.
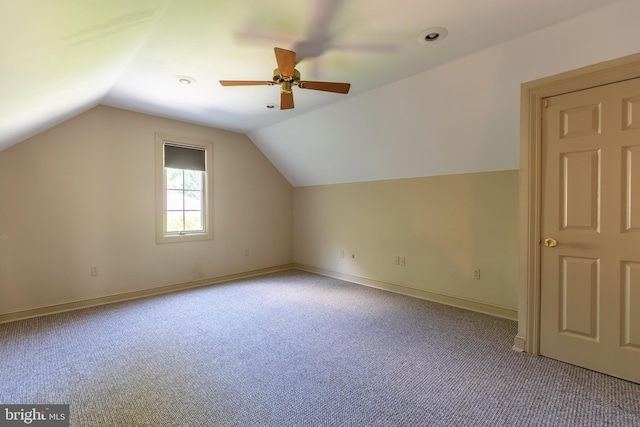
left=2, top=0, right=639, bottom=186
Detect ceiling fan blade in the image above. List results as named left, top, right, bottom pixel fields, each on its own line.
left=280, top=91, right=294, bottom=110
left=220, top=80, right=272, bottom=86
left=299, top=81, right=351, bottom=94
left=274, top=47, right=296, bottom=77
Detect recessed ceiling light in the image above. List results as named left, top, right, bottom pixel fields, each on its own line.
left=417, top=27, right=448, bottom=44
left=176, top=75, right=196, bottom=85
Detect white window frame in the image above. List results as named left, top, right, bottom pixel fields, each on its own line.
left=155, top=133, right=214, bottom=244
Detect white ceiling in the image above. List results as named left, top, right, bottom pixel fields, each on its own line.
left=1, top=0, right=636, bottom=185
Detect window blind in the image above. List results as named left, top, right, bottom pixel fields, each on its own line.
left=164, top=144, right=206, bottom=171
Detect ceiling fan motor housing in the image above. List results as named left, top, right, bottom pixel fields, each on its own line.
left=273, top=68, right=300, bottom=93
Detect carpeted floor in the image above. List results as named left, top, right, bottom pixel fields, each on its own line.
left=1, top=270, right=639, bottom=426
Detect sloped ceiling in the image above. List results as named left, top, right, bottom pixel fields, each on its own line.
left=252, top=0, right=640, bottom=186
left=1, top=0, right=637, bottom=186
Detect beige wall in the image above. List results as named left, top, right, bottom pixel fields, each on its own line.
left=0, top=106, right=517, bottom=320
left=0, top=106, right=293, bottom=316
left=293, top=171, right=519, bottom=318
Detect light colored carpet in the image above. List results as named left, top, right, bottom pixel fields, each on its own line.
left=1, top=270, right=638, bottom=426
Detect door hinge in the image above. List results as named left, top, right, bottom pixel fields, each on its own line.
left=543, top=99, right=549, bottom=108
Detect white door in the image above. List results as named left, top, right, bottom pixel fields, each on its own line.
left=540, top=77, right=640, bottom=383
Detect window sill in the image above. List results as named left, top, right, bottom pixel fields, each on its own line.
left=156, top=231, right=213, bottom=244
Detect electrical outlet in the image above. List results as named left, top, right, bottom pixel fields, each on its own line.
left=473, top=268, right=481, bottom=280
left=400, top=257, right=406, bottom=267
left=91, top=266, right=99, bottom=276
left=245, top=249, right=250, bottom=256
left=340, top=250, right=345, bottom=259
left=394, top=256, right=399, bottom=265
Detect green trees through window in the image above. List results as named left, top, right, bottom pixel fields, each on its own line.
left=166, top=168, right=203, bottom=233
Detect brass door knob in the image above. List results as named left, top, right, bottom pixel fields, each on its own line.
left=544, top=238, right=558, bottom=247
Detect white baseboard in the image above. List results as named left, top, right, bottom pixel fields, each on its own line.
left=1, top=263, right=518, bottom=326
left=294, top=264, right=518, bottom=321
left=0, top=264, right=294, bottom=324
left=512, top=335, right=526, bottom=352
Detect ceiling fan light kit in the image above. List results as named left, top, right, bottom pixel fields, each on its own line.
left=220, top=47, right=351, bottom=110
left=272, top=68, right=300, bottom=94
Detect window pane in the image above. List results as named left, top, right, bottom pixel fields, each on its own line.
left=166, top=211, right=184, bottom=232
left=183, top=170, right=202, bottom=190
left=167, top=190, right=184, bottom=210
left=166, top=168, right=183, bottom=189
left=184, top=190, right=202, bottom=210
left=184, top=211, right=203, bottom=231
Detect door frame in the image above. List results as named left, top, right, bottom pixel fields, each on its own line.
left=516, top=52, right=640, bottom=354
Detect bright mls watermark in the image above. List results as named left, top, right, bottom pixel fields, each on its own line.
left=0, top=405, right=69, bottom=426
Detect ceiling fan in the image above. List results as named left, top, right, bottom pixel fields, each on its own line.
left=219, top=47, right=351, bottom=110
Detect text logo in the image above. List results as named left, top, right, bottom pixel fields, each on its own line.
left=0, top=405, right=69, bottom=427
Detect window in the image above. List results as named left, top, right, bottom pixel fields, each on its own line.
left=156, top=134, right=213, bottom=243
